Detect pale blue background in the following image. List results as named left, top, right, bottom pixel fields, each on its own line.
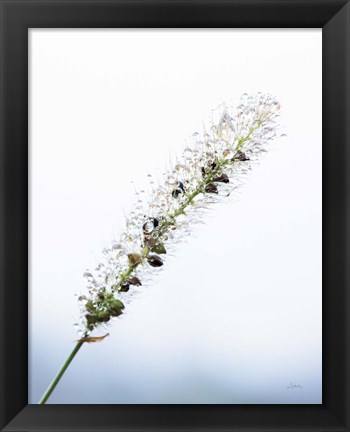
left=29, top=29, right=322, bottom=404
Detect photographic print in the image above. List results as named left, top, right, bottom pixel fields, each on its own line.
left=29, top=29, right=322, bottom=404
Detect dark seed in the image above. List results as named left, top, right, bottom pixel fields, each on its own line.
left=151, top=243, right=167, bottom=254
left=114, top=299, right=125, bottom=309
left=86, top=313, right=98, bottom=327
left=98, top=311, right=110, bottom=322
left=144, top=235, right=157, bottom=248
left=147, top=254, right=163, bottom=267
left=119, top=282, right=130, bottom=292
left=109, top=299, right=125, bottom=317
left=98, top=291, right=106, bottom=300
left=212, top=173, right=229, bottom=183
left=85, top=300, right=95, bottom=313
left=233, top=151, right=250, bottom=161
left=128, top=253, right=141, bottom=267
left=143, top=217, right=159, bottom=234
left=172, top=181, right=185, bottom=198
left=128, top=276, right=142, bottom=286
left=201, top=167, right=206, bottom=177
left=205, top=183, right=218, bottom=194
left=172, top=188, right=182, bottom=198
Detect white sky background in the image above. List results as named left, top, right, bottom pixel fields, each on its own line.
left=29, top=29, right=322, bottom=404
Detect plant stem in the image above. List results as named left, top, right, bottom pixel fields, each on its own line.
left=38, top=340, right=85, bottom=404
left=38, top=110, right=270, bottom=404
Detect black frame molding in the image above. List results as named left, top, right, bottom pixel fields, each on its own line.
left=1, top=1, right=349, bottom=431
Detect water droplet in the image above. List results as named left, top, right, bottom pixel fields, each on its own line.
left=166, top=175, right=177, bottom=186
left=143, top=220, right=155, bottom=234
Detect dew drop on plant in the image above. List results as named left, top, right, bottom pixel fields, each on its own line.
left=83, top=271, right=93, bottom=282
left=76, top=93, right=281, bottom=336
left=143, top=220, right=155, bottom=234
left=166, top=175, right=176, bottom=186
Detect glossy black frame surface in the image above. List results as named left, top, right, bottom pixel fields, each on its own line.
left=1, top=0, right=349, bottom=431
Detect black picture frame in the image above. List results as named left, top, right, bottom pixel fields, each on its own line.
left=1, top=0, right=349, bottom=431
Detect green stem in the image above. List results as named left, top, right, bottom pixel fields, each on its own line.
left=38, top=340, right=85, bottom=404
left=38, top=112, right=268, bottom=404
